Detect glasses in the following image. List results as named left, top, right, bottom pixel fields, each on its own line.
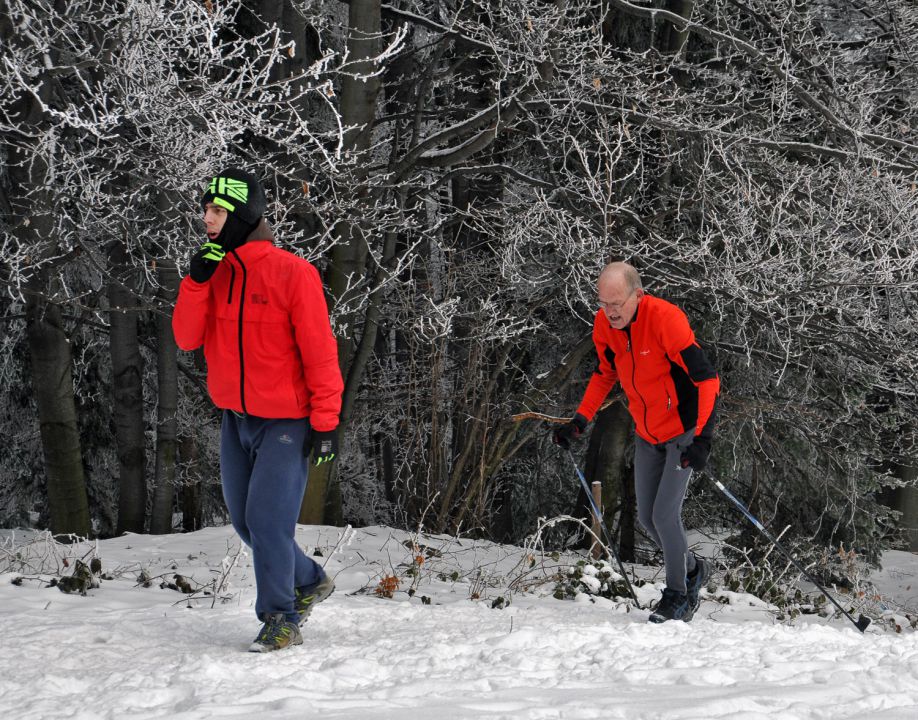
left=598, top=289, right=635, bottom=312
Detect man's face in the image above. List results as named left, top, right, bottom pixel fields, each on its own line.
left=203, top=202, right=228, bottom=241
left=598, top=276, right=643, bottom=329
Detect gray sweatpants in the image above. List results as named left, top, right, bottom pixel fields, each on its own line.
left=634, top=428, right=697, bottom=593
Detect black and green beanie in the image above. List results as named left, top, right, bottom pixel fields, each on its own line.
left=201, top=167, right=266, bottom=226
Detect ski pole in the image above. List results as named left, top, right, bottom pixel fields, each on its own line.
left=567, top=449, right=641, bottom=608
left=710, top=477, right=870, bottom=633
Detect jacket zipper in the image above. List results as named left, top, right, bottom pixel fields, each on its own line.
left=625, top=327, right=659, bottom=443
left=230, top=251, right=248, bottom=415
left=226, top=264, right=236, bottom=305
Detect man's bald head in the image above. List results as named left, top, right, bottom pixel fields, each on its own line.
left=598, top=262, right=642, bottom=294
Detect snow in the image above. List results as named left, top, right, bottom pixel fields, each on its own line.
left=1, top=524, right=917, bottom=720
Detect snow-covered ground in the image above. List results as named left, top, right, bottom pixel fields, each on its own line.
left=1, top=524, right=916, bottom=720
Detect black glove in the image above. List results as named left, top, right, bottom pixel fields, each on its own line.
left=552, top=413, right=588, bottom=449
left=189, top=241, right=226, bottom=283
left=306, top=428, right=338, bottom=466
left=680, top=436, right=711, bottom=471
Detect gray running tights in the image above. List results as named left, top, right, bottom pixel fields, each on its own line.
left=633, top=428, right=697, bottom=593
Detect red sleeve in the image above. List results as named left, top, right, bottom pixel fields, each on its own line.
left=576, top=312, right=619, bottom=421
left=172, top=276, right=211, bottom=351
left=658, top=305, right=720, bottom=436
left=289, top=262, right=344, bottom=432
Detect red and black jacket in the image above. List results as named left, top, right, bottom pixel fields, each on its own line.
left=577, top=294, right=719, bottom=445
left=172, top=221, right=343, bottom=431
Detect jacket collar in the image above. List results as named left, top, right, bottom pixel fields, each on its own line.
left=627, top=296, right=643, bottom=327
left=226, top=220, right=275, bottom=264
left=246, top=218, right=274, bottom=244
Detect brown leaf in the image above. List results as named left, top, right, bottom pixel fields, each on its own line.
left=374, top=575, right=400, bottom=599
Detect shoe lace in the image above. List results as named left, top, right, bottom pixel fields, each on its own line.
left=656, top=588, right=681, bottom=613
left=296, top=589, right=318, bottom=606
left=256, top=614, right=291, bottom=644
left=296, top=577, right=329, bottom=608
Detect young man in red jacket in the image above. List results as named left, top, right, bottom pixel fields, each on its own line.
left=173, top=168, right=344, bottom=652
left=554, top=262, right=719, bottom=623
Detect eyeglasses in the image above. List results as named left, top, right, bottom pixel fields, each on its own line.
left=598, top=289, right=635, bottom=312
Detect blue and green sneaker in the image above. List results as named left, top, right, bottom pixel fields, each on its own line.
left=248, top=613, right=303, bottom=653
left=294, top=574, right=335, bottom=626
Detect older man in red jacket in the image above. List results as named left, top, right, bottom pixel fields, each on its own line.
left=554, top=262, right=719, bottom=623
left=173, top=168, right=343, bottom=652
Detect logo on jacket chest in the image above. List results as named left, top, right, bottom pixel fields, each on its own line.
left=250, top=293, right=269, bottom=306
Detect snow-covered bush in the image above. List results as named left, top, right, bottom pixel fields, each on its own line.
left=553, top=559, right=635, bottom=602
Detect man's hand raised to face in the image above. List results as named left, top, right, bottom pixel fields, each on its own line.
left=189, top=242, right=225, bottom=283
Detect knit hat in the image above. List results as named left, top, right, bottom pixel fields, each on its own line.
left=200, top=167, right=266, bottom=226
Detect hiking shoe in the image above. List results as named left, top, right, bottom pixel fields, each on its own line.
left=248, top=612, right=303, bottom=653
left=686, top=555, right=711, bottom=613
left=294, top=573, right=335, bottom=626
left=648, top=588, right=694, bottom=623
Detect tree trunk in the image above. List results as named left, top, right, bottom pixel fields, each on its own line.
left=109, top=241, right=147, bottom=534
left=584, top=399, right=633, bottom=553
left=4, top=3, right=91, bottom=538
left=619, top=457, right=637, bottom=562
left=150, top=260, right=179, bottom=534
left=26, top=287, right=92, bottom=537
left=893, top=463, right=918, bottom=553
left=302, top=0, right=382, bottom=525
left=658, top=0, right=694, bottom=55
left=179, top=435, right=205, bottom=532
left=326, top=0, right=382, bottom=361
left=326, top=0, right=382, bottom=358
left=298, top=460, right=332, bottom=526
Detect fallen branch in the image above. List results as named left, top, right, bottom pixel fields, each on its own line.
left=510, top=397, right=620, bottom=425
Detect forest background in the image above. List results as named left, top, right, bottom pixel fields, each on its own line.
left=2, top=0, right=917, bottom=585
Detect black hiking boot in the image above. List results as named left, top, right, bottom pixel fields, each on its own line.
left=294, top=573, right=335, bottom=626
left=686, top=555, right=711, bottom=613
left=248, top=612, right=303, bottom=653
left=648, top=588, right=694, bottom=623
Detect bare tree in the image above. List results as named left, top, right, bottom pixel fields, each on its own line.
left=108, top=238, right=146, bottom=534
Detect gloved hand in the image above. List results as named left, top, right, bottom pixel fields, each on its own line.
left=552, top=413, right=588, bottom=449
left=306, top=428, right=339, bottom=466
left=189, top=241, right=226, bottom=283
left=680, top=436, right=711, bottom=471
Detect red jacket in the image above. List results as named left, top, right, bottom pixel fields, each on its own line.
left=577, top=294, right=719, bottom=445
left=172, top=225, right=343, bottom=431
